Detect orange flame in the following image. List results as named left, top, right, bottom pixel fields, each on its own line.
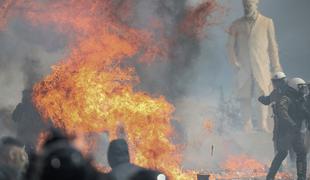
left=221, top=155, right=266, bottom=172
left=0, top=0, right=204, bottom=179
left=215, top=155, right=292, bottom=179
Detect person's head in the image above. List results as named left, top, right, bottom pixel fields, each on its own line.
left=107, top=139, right=130, bottom=168
left=242, top=0, right=259, bottom=17
left=288, top=77, right=309, bottom=97
left=271, top=72, right=287, bottom=90
left=21, top=89, right=33, bottom=103
left=0, top=137, right=28, bottom=173
left=39, top=141, right=90, bottom=180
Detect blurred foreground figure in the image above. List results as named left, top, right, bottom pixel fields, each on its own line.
left=108, top=139, right=146, bottom=180
left=0, top=137, right=28, bottom=180
left=26, top=128, right=110, bottom=180
left=227, top=0, right=282, bottom=132
left=266, top=78, right=309, bottom=180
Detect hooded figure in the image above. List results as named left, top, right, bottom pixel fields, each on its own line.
left=227, top=0, right=282, bottom=131
left=108, top=139, right=145, bottom=180
left=12, top=89, right=46, bottom=151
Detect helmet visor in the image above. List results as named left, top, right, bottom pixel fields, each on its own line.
left=298, top=84, right=309, bottom=96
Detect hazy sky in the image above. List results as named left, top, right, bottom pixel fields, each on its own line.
left=188, top=0, right=310, bottom=101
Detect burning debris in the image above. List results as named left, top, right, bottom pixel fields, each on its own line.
left=204, top=155, right=292, bottom=180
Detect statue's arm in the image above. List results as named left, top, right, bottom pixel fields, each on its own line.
left=227, top=24, right=239, bottom=69
left=268, top=19, right=282, bottom=73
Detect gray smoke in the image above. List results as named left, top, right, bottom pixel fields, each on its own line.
left=132, top=0, right=218, bottom=101
left=175, top=0, right=310, bottom=172
left=0, top=107, right=15, bottom=137
left=0, top=17, right=65, bottom=136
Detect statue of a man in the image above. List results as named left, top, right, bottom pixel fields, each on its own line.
left=227, top=0, right=282, bottom=132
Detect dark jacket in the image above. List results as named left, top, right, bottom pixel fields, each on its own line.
left=276, top=89, right=308, bottom=135
left=108, top=139, right=145, bottom=180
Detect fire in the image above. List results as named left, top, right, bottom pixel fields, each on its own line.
left=0, top=0, right=224, bottom=179
left=214, top=155, right=292, bottom=179
left=0, top=0, right=222, bottom=179
left=221, top=155, right=266, bottom=173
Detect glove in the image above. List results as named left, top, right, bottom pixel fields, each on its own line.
left=258, top=96, right=269, bottom=105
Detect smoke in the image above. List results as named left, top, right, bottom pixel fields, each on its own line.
left=0, top=107, right=15, bottom=137
left=0, top=10, right=65, bottom=137
left=0, top=22, right=64, bottom=102
left=174, top=0, right=310, bottom=172
left=127, top=0, right=220, bottom=101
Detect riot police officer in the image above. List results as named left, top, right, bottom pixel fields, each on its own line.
left=266, top=78, right=309, bottom=180
left=258, top=72, right=288, bottom=154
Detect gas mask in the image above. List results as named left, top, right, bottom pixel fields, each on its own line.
left=272, top=78, right=287, bottom=92
left=298, top=84, right=309, bottom=98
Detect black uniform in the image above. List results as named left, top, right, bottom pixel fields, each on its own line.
left=259, top=89, right=286, bottom=153
left=266, top=89, right=308, bottom=180
left=259, top=89, right=281, bottom=106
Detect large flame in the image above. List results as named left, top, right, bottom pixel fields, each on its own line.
left=0, top=0, right=223, bottom=179
left=0, top=0, right=221, bottom=179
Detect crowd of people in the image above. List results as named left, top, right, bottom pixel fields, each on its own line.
left=258, top=72, right=310, bottom=180
left=0, top=129, right=165, bottom=180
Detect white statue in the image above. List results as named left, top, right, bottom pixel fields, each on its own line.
left=227, top=0, right=282, bottom=132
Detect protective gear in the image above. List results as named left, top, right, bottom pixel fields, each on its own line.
left=258, top=95, right=270, bottom=105
left=271, top=72, right=287, bottom=93
left=288, top=78, right=306, bottom=92
left=266, top=89, right=308, bottom=180
left=272, top=72, right=286, bottom=80
left=288, top=78, right=309, bottom=98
